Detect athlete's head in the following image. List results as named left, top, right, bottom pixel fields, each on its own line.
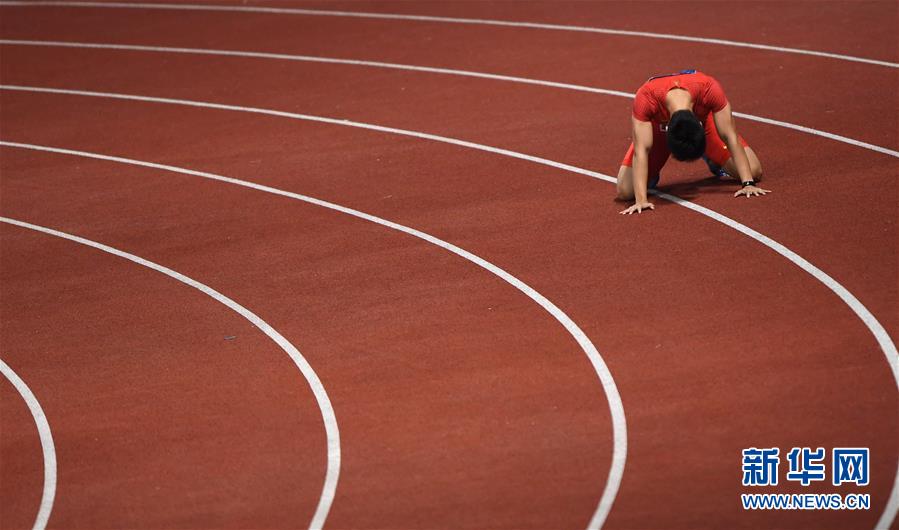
left=667, top=110, right=705, bottom=161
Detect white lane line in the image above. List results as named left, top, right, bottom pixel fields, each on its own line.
left=2, top=40, right=895, bottom=158
left=0, top=217, right=340, bottom=530
left=0, top=356, right=56, bottom=530
left=0, top=1, right=895, bottom=68
left=0, top=141, right=628, bottom=530
left=880, top=470, right=899, bottom=530
left=658, top=190, right=899, bottom=530
left=1, top=85, right=897, bottom=526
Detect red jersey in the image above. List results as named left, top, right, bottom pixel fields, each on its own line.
left=632, top=70, right=728, bottom=124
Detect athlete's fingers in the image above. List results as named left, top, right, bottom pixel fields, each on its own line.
left=621, top=202, right=654, bottom=214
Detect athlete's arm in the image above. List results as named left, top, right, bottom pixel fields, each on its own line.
left=713, top=103, right=770, bottom=198
left=621, top=116, right=656, bottom=215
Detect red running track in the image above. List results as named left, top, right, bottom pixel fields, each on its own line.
left=1, top=2, right=897, bottom=529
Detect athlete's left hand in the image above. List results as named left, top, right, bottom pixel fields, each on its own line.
left=734, top=185, right=771, bottom=198
left=620, top=201, right=655, bottom=215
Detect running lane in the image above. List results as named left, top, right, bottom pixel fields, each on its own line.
left=0, top=2, right=896, bottom=150
left=0, top=222, right=330, bottom=528
left=0, top=361, right=46, bottom=529
left=2, top=0, right=897, bottom=61
left=0, top=140, right=619, bottom=529
left=2, top=3, right=897, bottom=528
left=1, top=45, right=895, bottom=345
left=1, top=86, right=895, bottom=528
left=297, top=0, right=899, bottom=62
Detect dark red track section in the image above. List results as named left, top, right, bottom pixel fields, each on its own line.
left=1, top=2, right=896, bottom=529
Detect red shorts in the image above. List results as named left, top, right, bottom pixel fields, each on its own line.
left=621, top=117, right=750, bottom=177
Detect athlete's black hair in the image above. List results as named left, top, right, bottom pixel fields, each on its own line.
left=666, top=110, right=706, bottom=161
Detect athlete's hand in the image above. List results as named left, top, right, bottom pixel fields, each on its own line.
left=734, top=185, right=771, bottom=198
left=620, top=201, right=655, bottom=215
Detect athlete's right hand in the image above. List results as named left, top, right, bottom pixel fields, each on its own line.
left=733, top=184, right=771, bottom=198
left=619, top=201, right=655, bottom=215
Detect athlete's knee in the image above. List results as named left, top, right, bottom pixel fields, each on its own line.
left=616, top=177, right=635, bottom=200
left=751, top=161, right=763, bottom=182
left=746, top=147, right=763, bottom=181
left=616, top=165, right=635, bottom=200
left=616, top=189, right=635, bottom=201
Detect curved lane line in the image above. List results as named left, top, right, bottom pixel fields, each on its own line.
left=654, top=191, right=899, bottom=530
left=0, top=1, right=895, bottom=68
left=0, top=141, right=628, bottom=530
left=1, top=83, right=897, bottom=525
left=1, top=40, right=895, bottom=158
left=0, top=217, right=340, bottom=530
left=0, top=356, right=56, bottom=530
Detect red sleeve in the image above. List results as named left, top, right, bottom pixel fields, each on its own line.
left=705, top=77, right=729, bottom=113
left=632, top=87, right=657, bottom=121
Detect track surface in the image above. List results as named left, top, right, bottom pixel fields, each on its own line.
left=1, top=2, right=897, bottom=529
